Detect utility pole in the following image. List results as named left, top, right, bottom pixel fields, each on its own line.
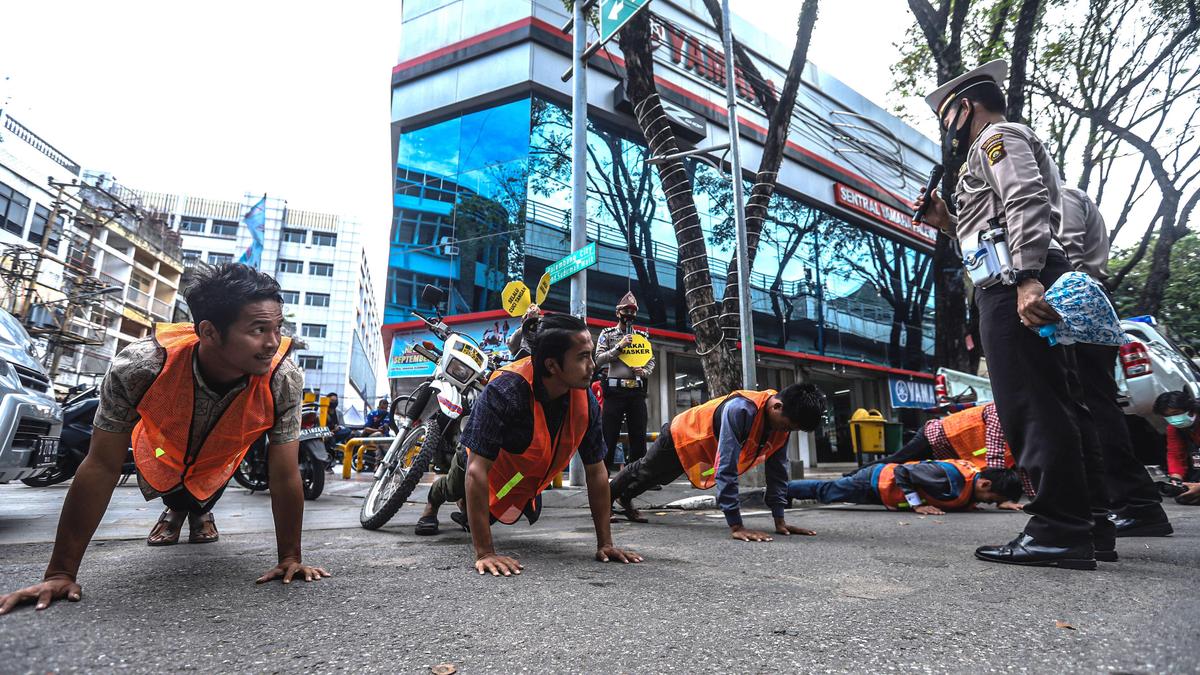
left=719, top=0, right=756, bottom=389
left=566, top=0, right=592, bottom=487
left=18, top=181, right=69, bottom=322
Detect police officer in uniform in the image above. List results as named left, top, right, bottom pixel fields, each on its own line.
left=917, top=60, right=1113, bottom=570
left=1059, top=187, right=1173, bottom=536
left=594, top=292, right=655, bottom=470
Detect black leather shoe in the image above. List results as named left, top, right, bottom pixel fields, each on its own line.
left=1094, top=546, right=1118, bottom=562
left=1110, top=515, right=1173, bottom=537
left=975, top=533, right=1097, bottom=570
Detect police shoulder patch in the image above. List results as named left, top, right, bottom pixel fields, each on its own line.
left=982, top=133, right=1007, bottom=166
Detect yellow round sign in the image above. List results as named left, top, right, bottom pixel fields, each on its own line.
left=618, top=334, right=654, bottom=368
left=502, top=281, right=531, bottom=317
left=535, top=272, right=551, bottom=306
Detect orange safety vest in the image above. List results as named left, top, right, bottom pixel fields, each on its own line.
left=939, top=404, right=1013, bottom=469
left=670, top=390, right=790, bottom=489
left=476, top=358, right=589, bottom=524
left=872, top=460, right=980, bottom=511
left=131, top=323, right=291, bottom=501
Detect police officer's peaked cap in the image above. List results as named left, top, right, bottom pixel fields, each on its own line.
left=616, top=291, right=638, bottom=310
left=924, top=59, right=1009, bottom=119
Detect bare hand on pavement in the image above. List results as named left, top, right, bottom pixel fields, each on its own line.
left=256, top=561, right=331, bottom=584
left=731, top=526, right=774, bottom=542
left=914, top=504, right=945, bottom=516
left=596, top=544, right=644, bottom=563
left=475, top=553, right=524, bottom=577
left=0, top=576, right=82, bottom=615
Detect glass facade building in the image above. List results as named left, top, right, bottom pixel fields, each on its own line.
left=386, top=0, right=943, bottom=466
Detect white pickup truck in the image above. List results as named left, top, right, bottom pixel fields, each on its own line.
left=1115, top=316, right=1200, bottom=431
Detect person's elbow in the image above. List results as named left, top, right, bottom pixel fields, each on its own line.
left=85, top=429, right=132, bottom=475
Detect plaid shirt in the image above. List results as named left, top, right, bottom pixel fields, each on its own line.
left=925, top=403, right=1034, bottom=497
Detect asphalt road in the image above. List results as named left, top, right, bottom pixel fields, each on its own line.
left=0, top=478, right=1197, bottom=674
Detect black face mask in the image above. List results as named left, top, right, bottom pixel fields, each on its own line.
left=942, top=101, right=975, bottom=164
left=617, top=312, right=635, bottom=323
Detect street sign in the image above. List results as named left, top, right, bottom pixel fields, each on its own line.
left=502, top=281, right=532, bottom=317
left=535, top=273, right=551, bottom=305
left=599, top=0, right=653, bottom=45
left=545, top=242, right=598, bottom=284
left=617, top=333, right=654, bottom=368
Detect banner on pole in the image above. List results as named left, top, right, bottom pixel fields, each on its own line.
left=236, top=195, right=268, bottom=269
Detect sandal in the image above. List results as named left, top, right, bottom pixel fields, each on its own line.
left=147, top=509, right=186, bottom=546
left=450, top=510, right=470, bottom=532
left=415, top=515, right=440, bottom=536
left=187, top=512, right=219, bottom=544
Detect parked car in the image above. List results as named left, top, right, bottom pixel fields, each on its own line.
left=0, top=308, right=62, bottom=482
left=1115, top=316, right=1200, bottom=431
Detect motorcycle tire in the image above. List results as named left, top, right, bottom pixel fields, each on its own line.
left=359, top=420, right=441, bottom=530
left=233, top=464, right=269, bottom=492
left=21, top=464, right=77, bottom=488
left=302, top=460, right=325, bottom=500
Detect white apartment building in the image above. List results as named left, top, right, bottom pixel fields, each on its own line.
left=1, top=114, right=185, bottom=391
left=130, top=189, right=385, bottom=420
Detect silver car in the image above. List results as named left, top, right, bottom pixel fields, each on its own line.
left=0, top=309, right=62, bottom=482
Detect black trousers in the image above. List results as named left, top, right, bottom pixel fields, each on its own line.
left=161, top=481, right=228, bottom=516
left=602, top=387, right=649, bottom=468
left=976, top=251, right=1108, bottom=545
left=1074, top=342, right=1166, bottom=519
left=610, top=423, right=683, bottom=502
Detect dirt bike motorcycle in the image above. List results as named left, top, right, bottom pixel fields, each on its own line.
left=232, top=401, right=330, bottom=500
left=359, top=284, right=495, bottom=530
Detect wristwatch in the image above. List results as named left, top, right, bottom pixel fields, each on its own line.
left=1013, top=269, right=1041, bottom=283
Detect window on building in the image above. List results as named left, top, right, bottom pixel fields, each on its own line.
left=305, top=292, right=330, bottom=307
left=210, top=220, right=238, bottom=237
left=386, top=268, right=443, bottom=311
left=181, top=249, right=202, bottom=267
left=312, top=231, right=337, bottom=247
left=309, top=262, right=333, bottom=277
left=207, top=252, right=233, bottom=266
left=27, top=205, right=62, bottom=255
left=282, top=228, right=306, bottom=244
left=179, top=217, right=206, bottom=233
left=0, top=181, right=31, bottom=236
left=279, top=290, right=300, bottom=305
left=301, top=323, right=327, bottom=339
left=297, top=354, right=323, bottom=370
left=278, top=259, right=303, bottom=274
left=130, top=271, right=152, bottom=292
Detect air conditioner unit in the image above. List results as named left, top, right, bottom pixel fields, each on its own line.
left=440, top=236, right=459, bottom=256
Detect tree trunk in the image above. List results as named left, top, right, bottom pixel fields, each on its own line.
left=934, top=230, right=971, bottom=371
left=619, top=12, right=740, bottom=395
left=1005, top=0, right=1043, bottom=123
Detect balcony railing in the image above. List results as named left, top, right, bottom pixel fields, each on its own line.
left=151, top=298, right=172, bottom=320
left=125, top=286, right=151, bottom=312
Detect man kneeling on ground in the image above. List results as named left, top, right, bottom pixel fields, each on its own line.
left=415, top=313, right=642, bottom=577
left=788, top=460, right=1023, bottom=515
left=609, top=384, right=827, bottom=542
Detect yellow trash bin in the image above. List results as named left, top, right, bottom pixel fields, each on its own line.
left=849, top=408, right=887, bottom=457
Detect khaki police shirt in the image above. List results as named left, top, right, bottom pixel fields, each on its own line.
left=595, top=325, right=655, bottom=380
left=951, top=121, right=1064, bottom=273
left=1059, top=186, right=1111, bottom=282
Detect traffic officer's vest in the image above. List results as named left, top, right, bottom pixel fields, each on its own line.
left=476, top=358, right=589, bottom=524
left=131, top=323, right=291, bottom=501
left=939, top=405, right=1013, bottom=468
left=871, top=460, right=980, bottom=511
left=671, top=390, right=790, bottom=489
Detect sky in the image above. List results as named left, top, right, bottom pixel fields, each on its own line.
left=0, top=0, right=1152, bottom=268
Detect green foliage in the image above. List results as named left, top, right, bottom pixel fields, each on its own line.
left=1110, top=235, right=1200, bottom=346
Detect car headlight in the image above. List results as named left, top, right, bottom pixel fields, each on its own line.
left=445, top=358, right=473, bottom=382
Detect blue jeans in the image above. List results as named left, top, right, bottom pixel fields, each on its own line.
left=788, top=466, right=880, bottom=505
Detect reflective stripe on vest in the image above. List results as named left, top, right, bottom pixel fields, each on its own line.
left=871, top=460, right=980, bottom=511
left=478, top=358, right=589, bottom=524
left=939, top=404, right=1013, bottom=469
left=131, top=323, right=291, bottom=501
left=670, top=390, right=790, bottom=489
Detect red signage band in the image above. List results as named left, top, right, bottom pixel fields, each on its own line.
left=834, top=183, right=936, bottom=245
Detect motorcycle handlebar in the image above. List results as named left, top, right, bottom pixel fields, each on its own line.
left=410, top=309, right=453, bottom=340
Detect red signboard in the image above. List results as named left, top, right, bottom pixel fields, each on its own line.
left=833, top=183, right=937, bottom=245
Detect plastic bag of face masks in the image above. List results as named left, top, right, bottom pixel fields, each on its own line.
left=1036, top=271, right=1128, bottom=347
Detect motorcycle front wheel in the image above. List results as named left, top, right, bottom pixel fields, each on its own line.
left=233, top=462, right=269, bottom=492
left=359, top=420, right=441, bottom=530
